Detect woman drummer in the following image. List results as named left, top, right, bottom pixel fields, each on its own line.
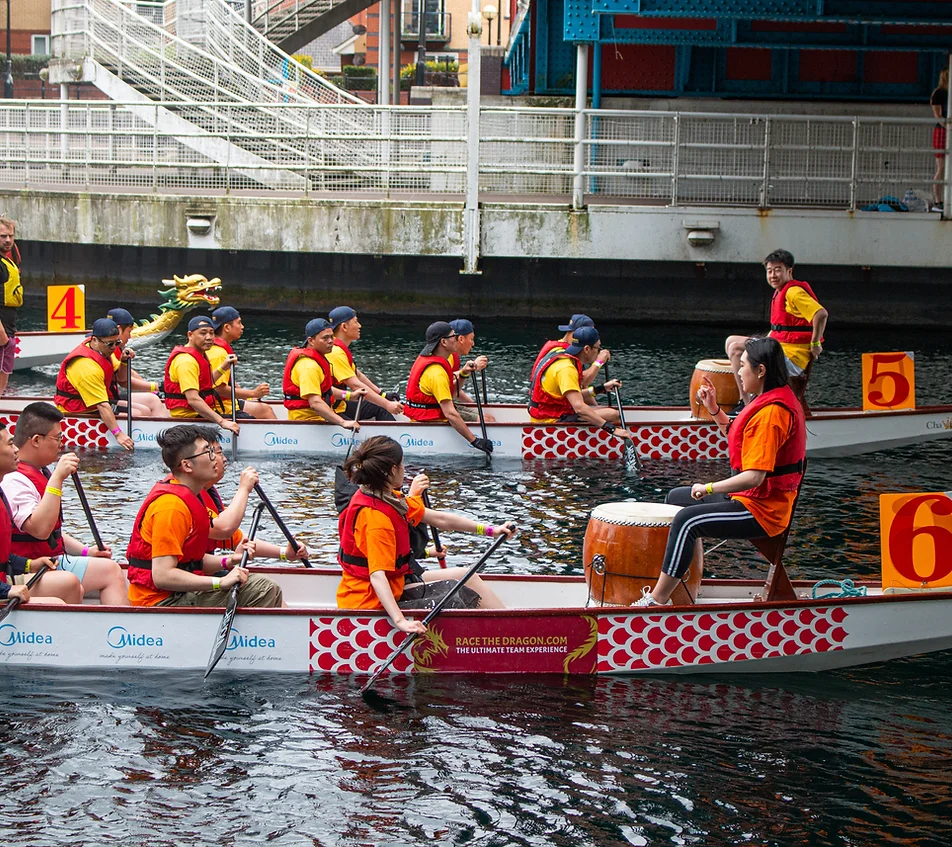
left=336, top=435, right=514, bottom=633
left=635, top=337, right=806, bottom=607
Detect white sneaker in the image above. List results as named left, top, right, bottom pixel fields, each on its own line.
left=633, top=587, right=664, bottom=607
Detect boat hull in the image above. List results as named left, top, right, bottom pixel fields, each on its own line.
left=3, top=572, right=952, bottom=676
left=13, top=332, right=88, bottom=371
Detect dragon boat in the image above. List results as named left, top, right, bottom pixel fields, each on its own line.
left=13, top=274, right=222, bottom=371
left=0, top=398, right=949, bottom=460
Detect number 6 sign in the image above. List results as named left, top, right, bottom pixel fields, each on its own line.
left=880, top=493, right=952, bottom=590
left=862, top=352, right=915, bottom=411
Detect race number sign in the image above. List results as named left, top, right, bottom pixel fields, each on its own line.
left=862, top=352, right=915, bottom=412
left=47, top=285, right=86, bottom=332
left=880, top=493, right=952, bottom=590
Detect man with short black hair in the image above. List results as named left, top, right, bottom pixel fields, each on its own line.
left=0, top=216, right=22, bottom=396
left=207, top=306, right=276, bottom=421
left=531, top=314, right=611, bottom=389
left=104, top=307, right=165, bottom=417
left=447, top=318, right=496, bottom=424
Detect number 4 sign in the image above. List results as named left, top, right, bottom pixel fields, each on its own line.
left=861, top=352, right=915, bottom=411
left=880, top=493, right=952, bottom=590
left=47, top=285, right=86, bottom=332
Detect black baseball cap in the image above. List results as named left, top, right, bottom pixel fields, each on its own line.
left=187, top=315, right=215, bottom=332
left=305, top=318, right=332, bottom=341
left=91, top=318, right=119, bottom=338
left=421, top=321, right=456, bottom=356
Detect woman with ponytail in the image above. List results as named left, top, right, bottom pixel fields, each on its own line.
left=336, top=435, right=513, bottom=633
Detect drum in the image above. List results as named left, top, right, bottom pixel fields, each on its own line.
left=583, top=502, right=703, bottom=606
left=689, top=359, right=739, bottom=420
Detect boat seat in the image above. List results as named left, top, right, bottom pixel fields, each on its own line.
left=789, top=359, right=813, bottom=419
left=750, top=459, right=808, bottom=603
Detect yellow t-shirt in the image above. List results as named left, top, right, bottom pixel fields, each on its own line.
left=418, top=363, right=453, bottom=414
left=206, top=343, right=234, bottom=415
left=325, top=344, right=353, bottom=412
left=776, top=286, right=823, bottom=370
left=288, top=357, right=330, bottom=421
left=531, top=358, right=581, bottom=423
left=168, top=352, right=205, bottom=418
left=56, top=357, right=113, bottom=412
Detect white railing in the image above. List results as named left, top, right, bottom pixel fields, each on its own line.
left=250, top=0, right=343, bottom=42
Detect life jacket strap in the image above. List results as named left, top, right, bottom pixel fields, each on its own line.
left=731, top=459, right=804, bottom=478
left=770, top=324, right=812, bottom=333
left=127, top=557, right=205, bottom=572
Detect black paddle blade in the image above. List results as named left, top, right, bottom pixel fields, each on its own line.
left=204, top=587, right=239, bottom=678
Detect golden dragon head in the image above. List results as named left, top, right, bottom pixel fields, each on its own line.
left=157, top=274, right=222, bottom=314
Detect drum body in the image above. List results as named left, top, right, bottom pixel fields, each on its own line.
left=689, top=359, right=739, bottom=420
left=583, top=502, right=703, bottom=606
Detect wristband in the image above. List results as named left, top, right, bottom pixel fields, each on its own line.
left=222, top=556, right=229, bottom=569
left=594, top=384, right=607, bottom=396
left=705, top=482, right=714, bottom=495
left=601, top=422, right=616, bottom=435
left=25, top=559, right=31, bottom=574
left=280, top=550, right=287, bottom=561
left=476, top=523, right=486, bottom=536
left=46, top=486, right=63, bottom=498
left=486, top=525, right=494, bottom=538
left=711, top=406, right=722, bottom=417
left=111, top=426, right=121, bottom=436
left=150, top=381, right=158, bottom=393
left=81, top=546, right=89, bottom=557
left=810, top=341, right=821, bottom=347
left=593, top=360, right=604, bottom=369
left=344, top=390, right=352, bottom=401
left=211, top=577, right=221, bottom=591
left=425, top=544, right=437, bottom=558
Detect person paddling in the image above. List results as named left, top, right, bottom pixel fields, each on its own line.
left=53, top=318, right=137, bottom=451
left=404, top=322, right=494, bottom=455
left=528, top=327, right=630, bottom=436
left=282, top=318, right=363, bottom=430
left=336, top=435, right=514, bottom=633
left=634, top=337, right=806, bottom=607
left=163, top=316, right=240, bottom=437
left=105, top=307, right=165, bottom=417
left=207, top=306, right=276, bottom=421
left=1, top=402, right=129, bottom=605
left=126, top=424, right=284, bottom=608
left=531, top=314, right=610, bottom=388
left=326, top=306, right=403, bottom=421
left=447, top=318, right=496, bottom=424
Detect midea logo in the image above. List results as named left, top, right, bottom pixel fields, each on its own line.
left=106, top=625, right=164, bottom=649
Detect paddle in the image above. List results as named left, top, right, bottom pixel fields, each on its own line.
left=124, top=350, right=133, bottom=440
left=70, top=472, right=105, bottom=552
left=361, top=524, right=514, bottom=697
left=612, top=388, right=642, bottom=473
left=480, top=368, right=488, bottom=405
left=0, top=564, right=51, bottom=625
left=229, top=362, right=238, bottom=462
left=420, top=488, right=446, bottom=569
left=345, top=395, right=363, bottom=461
left=253, top=482, right=312, bottom=568
left=471, top=371, right=490, bottom=458
left=204, top=502, right=265, bottom=678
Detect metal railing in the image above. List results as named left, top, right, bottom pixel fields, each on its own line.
left=401, top=11, right=452, bottom=42
left=0, top=100, right=944, bottom=207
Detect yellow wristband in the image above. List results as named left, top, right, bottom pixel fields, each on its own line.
left=46, top=487, right=63, bottom=498
left=705, top=482, right=714, bottom=495
left=476, top=523, right=485, bottom=536
left=150, top=381, right=158, bottom=393
left=211, top=577, right=221, bottom=591
left=810, top=341, right=821, bottom=347
left=25, top=559, right=31, bottom=573
left=280, top=550, right=287, bottom=561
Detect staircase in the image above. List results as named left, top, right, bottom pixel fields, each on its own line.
left=250, top=0, right=381, bottom=55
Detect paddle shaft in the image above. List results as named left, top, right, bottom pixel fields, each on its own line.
left=480, top=368, right=488, bottom=405
left=0, top=564, right=51, bottom=625
left=204, top=503, right=265, bottom=678
left=230, top=362, right=238, bottom=462
left=344, top=395, right=363, bottom=463
left=612, top=387, right=642, bottom=472
left=124, top=350, right=133, bottom=439
left=361, top=526, right=513, bottom=694
left=70, top=472, right=105, bottom=552
left=420, top=489, right=446, bottom=569
left=471, top=372, right=489, bottom=443
left=253, top=483, right=312, bottom=568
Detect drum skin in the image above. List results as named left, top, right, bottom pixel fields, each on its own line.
left=689, top=359, right=739, bottom=420
left=583, top=503, right=703, bottom=606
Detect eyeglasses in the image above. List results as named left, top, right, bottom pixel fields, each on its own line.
left=443, top=333, right=458, bottom=340
left=180, top=445, right=216, bottom=463
left=94, top=338, right=122, bottom=349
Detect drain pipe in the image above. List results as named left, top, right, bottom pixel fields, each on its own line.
left=571, top=43, right=589, bottom=211
left=462, top=0, right=482, bottom=274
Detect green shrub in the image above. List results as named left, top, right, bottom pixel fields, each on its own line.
left=291, top=54, right=313, bottom=70
left=10, top=54, right=51, bottom=79
left=343, top=66, right=377, bottom=91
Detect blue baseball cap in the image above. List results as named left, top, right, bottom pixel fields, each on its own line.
left=565, top=326, right=600, bottom=357
left=558, top=314, right=595, bottom=333
left=211, top=305, right=241, bottom=329
left=305, top=318, right=332, bottom=340
left=91, top=318, right=119, bottom=338
left=449, top=318, right=474, bottom=336
left=187, top=315, right=215, bottom=332
left=105, top=307, right=134, bottom=326
left=328, top=306, right=357, bottom=329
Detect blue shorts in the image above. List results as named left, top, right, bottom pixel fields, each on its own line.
left=59, top=552, right=90, bottom=582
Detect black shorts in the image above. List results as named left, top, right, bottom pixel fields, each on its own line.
left=558, top=412, right=585, bottom=423
left=398, top=580, right=481, bottom=610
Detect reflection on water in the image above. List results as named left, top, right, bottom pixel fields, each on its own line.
left=4, top=312, right=952, bottom=844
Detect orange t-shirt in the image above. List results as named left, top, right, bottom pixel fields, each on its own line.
left=730, top=403, right=798, bottom=537
left=336, top=494, right=426, bottom=610
left=128, top=486, right=206, bottom=606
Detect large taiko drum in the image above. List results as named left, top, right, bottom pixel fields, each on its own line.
left=689, top=358, right=739, bottom=420
left=583, top=502, right=703, bottom=606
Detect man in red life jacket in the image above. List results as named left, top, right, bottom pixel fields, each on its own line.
left=1, top=402, right=128, bottom=605
left=447, top=319, right=496, bottom=424
left=529, top=327, right=632, bottom=441
left=404, top=321, right=493, bottom=455
left=126, top=424, right=284, bottom=608
left=0, top=216, right=22, bottom=396
left=326, top=306, right=403, bottom=421
left=283, top=318, right=363, bottom=429
left=104, top=307, right=165, bottom=417
left=0, top=420, right=77, bottom=606
left=207, top=306, right=276, bottom=421
left=54, top=318, right=136, bottom=452
left=725, top=249, right=828, bottom=411
left=164, top=315, right=241, bottom=438
left=531, top=314, right=611, bottom=389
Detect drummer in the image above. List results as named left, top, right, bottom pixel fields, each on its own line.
left=105, top=307, right=165, bottom=417
left=336, top=435, right=514, bottom=633
left=447, top=318, right=496, bottom=424
left=634, top=337, right=806, bottom=607
left=528, top=327, right=630, bottom=437
left=531, top=314, right=610, bottom=388
left=207, top=306, right=276, bottom=420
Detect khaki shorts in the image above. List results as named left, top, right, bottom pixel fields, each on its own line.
left=156, top=573, right=283, bottom=608
left=454, top=402, right=480, bottom=423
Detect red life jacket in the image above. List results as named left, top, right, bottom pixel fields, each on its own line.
left=0, top=491, right=13, bottom=582
left=528, top=347, right=583, bottom=420
left=404, top=355, right=456, bottom=421
left=727, top=385, right=806, bottom=500
left=212, top=337, right=235, bottom=356
left=282, top=347, right=334, bottom=411
left=9, top=463, right=65, bottom=558
left=337, top=490, right=413, bottom=578
left=531, top=339, right=569, bottom=376
left=54, top=341, right=120, bottom=413
left=769, top=280, right=824, bottom=345
left=163, top=346, right=221, bottom=413
left=330, top=339, right=355, bottom=390
left=126, top=481, right=211, bottom=592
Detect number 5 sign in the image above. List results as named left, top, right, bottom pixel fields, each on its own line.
left=880, top=493, right=952, bottom=590
left=47, top=285, right=86, bottom=332
left=862, top=352, right=915, bottom=411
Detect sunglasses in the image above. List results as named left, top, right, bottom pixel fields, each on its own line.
left=94, top=338, right=122, bottom=349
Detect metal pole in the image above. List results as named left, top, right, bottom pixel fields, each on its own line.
left=245, top=0, right=252, bottom=24
left=462, top=0, right=482, bottom=274
left=393, top=0, right=401, bottom=105
left=4, top=0, right=13, bottom=99
left=415, top=0, right=426, bottom=88
left=944, top=54, right=952, bottom=219
left=379, top=0, right=390, bottom=106
left=571, top=43, right=589, bottom=211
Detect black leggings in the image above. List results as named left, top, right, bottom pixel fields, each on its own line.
left=661, top=487, right=769, bottom=579
left=341, top=398, right=395, bottom=421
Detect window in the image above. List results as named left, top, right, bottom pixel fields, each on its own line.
left=31, top=35, right=50, bottom=56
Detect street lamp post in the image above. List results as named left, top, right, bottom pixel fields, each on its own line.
left=482, top=4, right=496, bottom=47
left=414, top=0, right=427, bottom=87
left=4, top=0, right=13, bottom=99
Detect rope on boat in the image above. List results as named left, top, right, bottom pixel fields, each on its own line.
left=811, top=578, right=867, bottom=600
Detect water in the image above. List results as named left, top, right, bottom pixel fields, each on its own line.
left=2, top=309, right=952, bottom=845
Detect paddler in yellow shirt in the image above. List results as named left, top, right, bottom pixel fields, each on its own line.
left=207, top=306, right=276, bottom=420
left=104, top=307, right=166, bottom=417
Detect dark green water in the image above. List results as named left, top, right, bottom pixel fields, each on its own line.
left=2, top=308, right=952, bottom=845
